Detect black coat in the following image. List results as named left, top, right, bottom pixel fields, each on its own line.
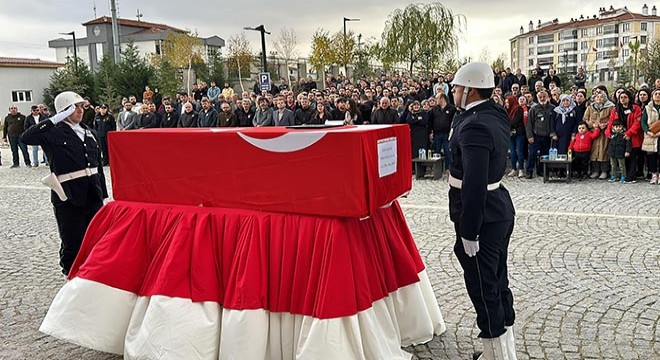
left=448, top=101, right=515, bottom=241
left=20, top=119, right=108, bottom=207
left=371, top=107, right=399, bottom=124
left=24, top=113, right=48, bottom=130
left=294, top=107, right=315, bottom=125
left=608, top=132, right=632, bottom=158
left=178, top=111, right=198, bottom=128
left=93, top=114, right=116, bottom=137
left=406, top=111, right=429, bottom=157
left=429, top=104, right=456, bottom=133
left=198, top=108, right=219, bottom=127
left=235, top=108, right=255, bottom=127
left=161, top=111, right=179, bottom=128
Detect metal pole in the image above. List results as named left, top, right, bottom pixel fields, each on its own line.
left=72, top=32, right=78, bottom=71
left=110, top=0, right=121, bottom=63
left=260, top=27, right=267, bottom=72
left=343, top=17, right=347, bottom=37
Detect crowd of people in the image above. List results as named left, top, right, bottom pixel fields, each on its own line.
left=3, top=66, right=660, bottom=184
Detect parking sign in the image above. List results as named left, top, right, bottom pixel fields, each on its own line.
left=259, top=72, right=271, bottom=92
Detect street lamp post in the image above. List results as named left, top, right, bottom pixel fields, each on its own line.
left=60, top=31, right=77, bottom=71
left=342, top=18, right=359, bottom=77
left=343, top=17, right=360, bottom=37
left=244, top=25, right=270, bottom=73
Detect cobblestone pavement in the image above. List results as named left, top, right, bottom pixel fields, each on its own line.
left=0, top=147, right=658, bottom=359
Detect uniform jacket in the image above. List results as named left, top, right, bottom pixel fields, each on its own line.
left=93, top=113, right=116, bottom=137
left=569, top=128, right=600, bottom=153
left=3, top=113, right=26, bottom=138
left=198, top=108, right=219, bottom=127
left=525, top=102, right=555, bottom=138
left=448, top=100, right=515, bottom=241
left=20, top=119, right=108, bottom=207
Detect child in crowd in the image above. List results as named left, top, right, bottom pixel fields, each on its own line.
left=607, top=120, right=632, bottom=183
left=568, top=121, right=600, bottom=180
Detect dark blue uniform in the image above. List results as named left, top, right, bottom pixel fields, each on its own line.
left=21, top=119, right=108, bottom=275
left=448, top=99, right=516, bottom=339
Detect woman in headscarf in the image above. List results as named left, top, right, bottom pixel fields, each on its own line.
left=550, top=94, right=578, bottom=155
left=584, top=91, right=615, bottom=179
left=607, top=89, right=643, bottom=183
left=636, top=88, right=652, bottom=179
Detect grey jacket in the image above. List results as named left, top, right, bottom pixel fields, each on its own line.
left=273, top=108, right=295, bottom=126
left=254, top=107, right=274, bottom=127
left=117, top=110, right=138, bottom=130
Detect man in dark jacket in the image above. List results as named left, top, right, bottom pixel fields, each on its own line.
left=429, top=94, right=456, bottom=169
left=93, top=104, right=116, bottom=166
left=525, top=90, right=556, bottom=178
left=3, top=105, right=31, bottom=167
left=543, top=69, right=561, bottom=89
left=218, top=102, right=238, bottom=127
left=198, top=99, right=219, bottom=127
left=81, top=97, right=96, bottom=127
left=24, top=105, right=48, bottom=166
left=235, top=99, right=255, bottom=127
left=294, top=97, right=315, bottom=125
left=527, top=68, right=543, bottom=90
left=448, top=62, right=517, bottom=359
left=370, top=97, right=399, bottom=124
left=20, top=91, right=108, bottom=275
left=512, top=68, right=527, bottom=88
left=331, top=98, right=348, bottom=120
left=160, top=104, right=179, bottom=128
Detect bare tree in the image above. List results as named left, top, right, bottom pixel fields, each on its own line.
left=273, top=28, right=299, bottom=87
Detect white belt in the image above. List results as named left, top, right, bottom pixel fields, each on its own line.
left=448, top=175, right=501, bottom=191
left=57, top=168, right=99, bottom=183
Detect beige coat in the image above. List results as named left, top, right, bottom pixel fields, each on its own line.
left=642, top=103, right=659, bottom=153
left=584, top=103, right=614, bottom=162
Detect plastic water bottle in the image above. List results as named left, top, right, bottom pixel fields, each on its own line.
left=418, top=148, right=425, bottom=159
left=421, top=148, right=427, bottom=160
left=550, top=148, right=557, bottom=160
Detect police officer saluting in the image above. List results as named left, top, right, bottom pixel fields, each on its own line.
left=447, top=63, right=517, bottom=360
left=21, top=91, right=108, bottom=276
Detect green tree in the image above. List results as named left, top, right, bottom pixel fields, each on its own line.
left=226, top=33, right=254, bottom=80
left=273, top=27, right=298, bottom=87
left=380, top=3, right=464, bottom=74
left=331, top=30, right=357, bottom=76
left=309, top=29, right=335, bottom=89
left=628, top=40, right=641, bottom=86
left=115, top=41, right=155, bottom=101
left=640, top=41, right=660, bottom=84
left=153, top=58, right=181, bottom=100
left=95, top=54, right=122, bottom=112
left=43, top=57, right=96, bottom=111
left=206, top=48, right=226, bottom=87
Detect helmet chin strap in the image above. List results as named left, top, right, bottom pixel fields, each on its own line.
left=460, top=87, right=471, bottom=109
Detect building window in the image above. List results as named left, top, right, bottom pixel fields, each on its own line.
left=620, top=22, right=630, bottom=33
left=11, top=90, right=32, bottom=103
left=156, top=43, right=162, bottom=55
left=581, top=29, right=588, bottom=37
left=622, top=36, right=630, bottom=45
left=623, top=49, right=630, bottom=57
left=581, top=53, right=588, bottom=61
left=596, top=26, right=603, bottom=35
left=537, top=45, right=554, bottom=55
left=581, top=41, right=588, bottom=49
left=596, top=39, right=603, bottom=48
left=641, top=36, right=648, bottom=44
left=528, top=59, right=535, bottom=67
left=528, top=37, right=534, bottom=45
left=538, top=33, right=554, bottom=44
left=641, top=22, right=648, bottom=31
left=528, top=47, right=535, bottom=56
left=603, top=24, right=617, bottom=35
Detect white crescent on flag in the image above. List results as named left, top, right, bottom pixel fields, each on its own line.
left=236, top=131, right=328, bottom=153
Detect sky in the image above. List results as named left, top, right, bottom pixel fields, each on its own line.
left=0, top=0, right=654, bottom=64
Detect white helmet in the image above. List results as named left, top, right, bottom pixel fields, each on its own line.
left=451, top=62, right=495, bottom=89
left=54, top=91, right=85, bottom=113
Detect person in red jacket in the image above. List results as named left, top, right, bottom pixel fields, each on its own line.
left=607, top=90, right=643, bottom=183
left=569, top=121, right=601, bottom=179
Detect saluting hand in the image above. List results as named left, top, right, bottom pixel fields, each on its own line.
left=51, top=104, right=78, bottom=124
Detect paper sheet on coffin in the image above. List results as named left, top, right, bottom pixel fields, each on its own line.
left=40, top=274, right=445, bottom=360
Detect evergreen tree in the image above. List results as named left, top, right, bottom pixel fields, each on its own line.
left=43, top=57, right=96, bottom=111
left=114, top=41, right=155, bottom=102
left=95, top=54, right=122, bottom=112
left=207, top=48, right=226, bottom=86
left=154, top=58, right=180, bottom=100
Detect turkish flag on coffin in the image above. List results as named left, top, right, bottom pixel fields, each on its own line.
left=108, top=125, right=412, bottom=218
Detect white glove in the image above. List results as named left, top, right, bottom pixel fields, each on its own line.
left=462, top=238, right=480, bottom=257
left=50, top=104, right=77, bottom=124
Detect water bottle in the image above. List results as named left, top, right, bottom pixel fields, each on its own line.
left=427, top=149, right=433, bottom=159
left=567, top=149, right=572, bottom=162
left=418, top=148, right=425, bottom=159
left=550, top=148, right=557, bottom=160
left=421, top=148, right=427, bottom=160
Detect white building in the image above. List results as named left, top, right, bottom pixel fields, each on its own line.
left=48, top=16, right=225, bottom=72
left=0, top=57, right=63, bottom=115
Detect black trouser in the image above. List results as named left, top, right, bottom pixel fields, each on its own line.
left=53, top=196, right=103, bottom=275
left=99, top=136, right=110, bottom=165
left=648, top=152, right=660, bottom=173
left=625, top=148, right=643, bottom=181
left=8, top=136, right=30, bottom=166
left=453, top=220, right=515, bottom=339
left=526, top=135, right=550, bottom=176
left=574, top=151, right=590, bottom=176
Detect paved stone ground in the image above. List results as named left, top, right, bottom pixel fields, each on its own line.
left=0, top=146, right=658, bottom=359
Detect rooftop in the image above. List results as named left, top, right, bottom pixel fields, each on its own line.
left=83, top=16, right=186, bottom=33
left=0, top=57, right=63, bottom=68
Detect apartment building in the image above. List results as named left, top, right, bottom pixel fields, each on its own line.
left=510, top=5, right=660, bottom=83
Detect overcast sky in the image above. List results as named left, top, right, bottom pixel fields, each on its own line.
left=0, top=0, right=653, bottom=64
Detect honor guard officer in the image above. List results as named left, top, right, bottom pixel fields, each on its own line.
left=447, top=63, right=517, bottom=360
left=21, top=91, right=108, bottom=276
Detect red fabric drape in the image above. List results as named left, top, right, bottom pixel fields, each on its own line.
left=70, top=201, right=424, bottom=319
